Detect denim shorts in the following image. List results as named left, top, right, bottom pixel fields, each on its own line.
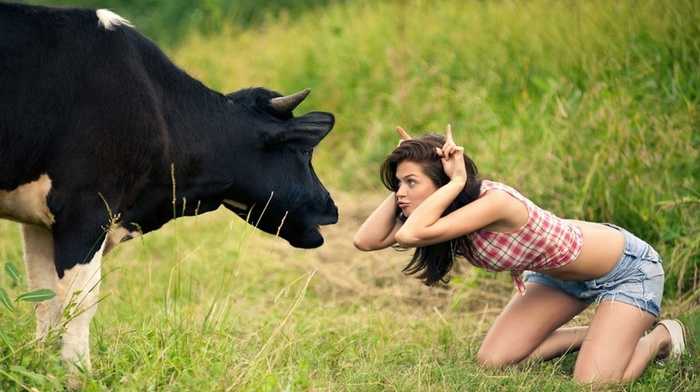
left=523, top=224, right=664, bottom=317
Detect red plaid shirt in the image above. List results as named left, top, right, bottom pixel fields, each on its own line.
left=466, top=180, right=583, bottom=294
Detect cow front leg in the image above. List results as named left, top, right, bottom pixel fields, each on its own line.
left=58, top=239, right=104, bottom=376
left=21, top=224, right=61, bottom=340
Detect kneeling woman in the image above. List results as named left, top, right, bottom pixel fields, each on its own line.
left=353, top=125, right=686, bottom=385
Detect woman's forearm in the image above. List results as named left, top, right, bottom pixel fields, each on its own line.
left=353, top=193, right=402, bottom=251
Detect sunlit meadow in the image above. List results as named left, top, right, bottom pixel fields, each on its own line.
left=1, top=0, right=698, bottom=390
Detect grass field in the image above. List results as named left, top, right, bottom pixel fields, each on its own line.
left=1, top=196, right=696, bottom=391
left=1, top=0, right=699, bottom=390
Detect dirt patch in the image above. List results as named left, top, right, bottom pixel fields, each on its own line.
left=275, top=191, right=515, bottom=318
left=265, top=190, right=601, bottom=327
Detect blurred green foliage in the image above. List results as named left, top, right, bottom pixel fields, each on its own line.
left=12, top=0, right=344, bottom=47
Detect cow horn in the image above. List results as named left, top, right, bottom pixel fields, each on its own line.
left=269, top=88, right=311, bottom=112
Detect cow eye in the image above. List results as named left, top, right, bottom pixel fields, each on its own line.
left=302, top=149, right=312, bottom=156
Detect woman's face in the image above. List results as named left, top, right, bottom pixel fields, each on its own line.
left=395, top=161, right=439, bottom=217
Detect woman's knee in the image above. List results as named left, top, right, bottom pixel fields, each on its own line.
left=476, top=342, right=526, bottom=368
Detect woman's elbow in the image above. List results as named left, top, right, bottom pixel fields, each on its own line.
left=394, top=229, right=420, bottom=247
left=353, top=237, right=372, bottom=251
left=352, top=234, right=379, bottom=251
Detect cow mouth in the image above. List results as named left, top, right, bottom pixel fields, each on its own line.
left=222, top=199, right=334, bottom=248
left=291, top=226, right=325, bottom=248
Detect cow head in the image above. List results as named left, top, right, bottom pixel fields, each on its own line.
left=222, top=87, right=338, bottom=248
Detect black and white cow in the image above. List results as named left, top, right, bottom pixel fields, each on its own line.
left=0, top=1, right=338, bottom=379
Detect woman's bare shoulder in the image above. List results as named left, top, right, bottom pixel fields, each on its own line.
left=472, top=189, right=529, bottom=231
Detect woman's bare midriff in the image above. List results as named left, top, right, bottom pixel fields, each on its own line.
left=538, top=220, right=626, bottom=281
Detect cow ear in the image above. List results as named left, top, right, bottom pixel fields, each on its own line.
left=265, top=111, right=335, bottom=149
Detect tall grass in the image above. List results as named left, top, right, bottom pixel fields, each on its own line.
left=1, top=210, right=697, bottom=391
left=1, top=0, right=698, bottom=390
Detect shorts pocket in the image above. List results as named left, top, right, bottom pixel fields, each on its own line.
left=642, top=247, right=662, bottom=264
left=639, top=256, right=664, bottom=281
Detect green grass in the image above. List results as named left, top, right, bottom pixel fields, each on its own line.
left=1, top=0, right=699, bottom=390
left=1, top=209, right=697, bottom=391
left=1, top=211, right=697, bottom=391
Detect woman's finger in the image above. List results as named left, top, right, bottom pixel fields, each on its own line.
left=442, top=124, right=456, bottom=159
left=396, top=126, right=412, bottom=141
left=445, top=124, right=453, bottom=143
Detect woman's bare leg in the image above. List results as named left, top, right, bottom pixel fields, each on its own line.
left=479, top=282, right=675, bottom=385
left=534, top=316, right=674, bottom=379
left=574, top=300, right=666, bottom=384
left=527, top=326, right=589, bottom=361
left=478, top=282, right=590, bottom=367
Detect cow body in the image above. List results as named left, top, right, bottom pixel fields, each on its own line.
left=0, top=2, right=338, bottom=382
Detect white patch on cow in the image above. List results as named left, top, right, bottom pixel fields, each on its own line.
left=0, top=174, right=54, bottom=229
left=22, top=223, right=105, bottom=379
left=58, top=238, right=105, bottom=377
left=96, top=9, right=133, bottom=31
left=223, top=199, right=248, bottom=211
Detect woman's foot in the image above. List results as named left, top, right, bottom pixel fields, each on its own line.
left=656, top=319, right=687, bottom=360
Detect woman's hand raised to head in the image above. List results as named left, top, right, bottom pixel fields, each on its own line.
left=437, top=125, right=467, bottom=184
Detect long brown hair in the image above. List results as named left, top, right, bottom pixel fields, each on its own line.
left=380, top=133, right=482, bottom=286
